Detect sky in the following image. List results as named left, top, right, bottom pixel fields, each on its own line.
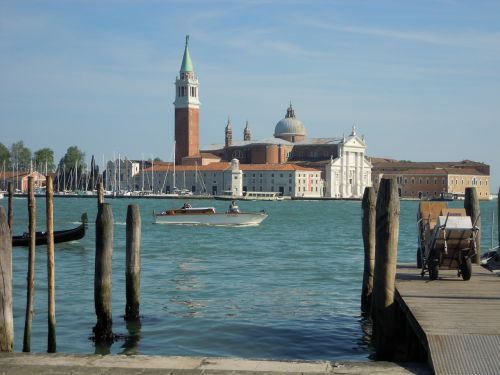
left=1, top=0, right=499, bottom=190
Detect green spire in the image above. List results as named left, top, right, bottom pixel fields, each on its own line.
left=180, top=35, right=194, bottom=73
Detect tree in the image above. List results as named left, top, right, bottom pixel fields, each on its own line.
left=10, top=141, right=32, bottom=171
left=34, top=148, right=55, bottom=173
left=0, top=143, right=10, bottom=168
left=58, top=146, right=86, bottom=190
left=59, top=146, right=86, bottom=170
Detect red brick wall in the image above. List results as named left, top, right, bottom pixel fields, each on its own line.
left=175, top=107, right=199, bottom=165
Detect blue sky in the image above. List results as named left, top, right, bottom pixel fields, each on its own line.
left=1, top=0, right=499, bottom=190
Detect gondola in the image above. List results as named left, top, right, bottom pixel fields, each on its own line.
left=12, top=213, right=88, bottom=247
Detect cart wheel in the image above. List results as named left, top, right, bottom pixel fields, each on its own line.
left=460, top=255, right=472, bottom=281
left=417, top=247, right=422, bottom=269
left=429, top=258, right=439, bottom=280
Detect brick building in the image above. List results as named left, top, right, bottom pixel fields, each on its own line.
left=371, top=159, right=491, bottom=200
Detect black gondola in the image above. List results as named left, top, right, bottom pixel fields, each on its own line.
left=12, top=213, right=88, bottom=247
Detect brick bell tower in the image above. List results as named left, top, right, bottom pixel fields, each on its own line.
left=174, top=35, right=200, bottom=165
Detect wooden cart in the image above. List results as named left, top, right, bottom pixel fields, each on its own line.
left=417, top=201, right=479, bottom=280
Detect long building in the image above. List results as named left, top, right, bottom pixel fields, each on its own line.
left=138, top=159, right=323, bottom=198
left=371, top=159, right=491, bottom=200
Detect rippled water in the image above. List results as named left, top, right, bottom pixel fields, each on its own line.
left=1, top=197, right=497, bottom=360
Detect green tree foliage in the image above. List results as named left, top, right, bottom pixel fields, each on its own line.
left=34, top=148, right=55, bottom=172
left=0, top=143, right=10, bottom=167
left=10, top=141, right=32, bottom=170
left=59, top=146, right=86, bottom=170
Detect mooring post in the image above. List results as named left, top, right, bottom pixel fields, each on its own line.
left=23, top=176, right=36, bottom=352
left=0, top=207, right=14, bottom=352
left=464, top=187, right=481, bottom=264
left=7, top=182, right=13, bottom=230
left=94, top=203, right=114, bottom=342
left=372, top=178, right=400, bottom=360
left=125, top=204, right=141, bottom=321
left=361, top=186, right=376, bottom=315
left=46, top=176, right=56, bottom=352
left=97, top=181, right=104, bottom=207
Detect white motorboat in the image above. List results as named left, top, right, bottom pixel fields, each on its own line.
left=153, top=205, right=268, bottom=226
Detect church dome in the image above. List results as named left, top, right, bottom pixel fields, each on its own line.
left=274, top=104, right=306, bottom=142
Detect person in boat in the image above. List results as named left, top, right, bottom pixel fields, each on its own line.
left=182, top=202, right=192, bottom=209
left=229, top=200, right=240, bottom=213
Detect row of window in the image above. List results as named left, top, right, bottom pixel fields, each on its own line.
left=177, top=86, right=197, bottom=98
left=394, top=176, right=488, bottom=187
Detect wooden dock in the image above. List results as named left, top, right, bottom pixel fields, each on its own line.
left=396, top=264, right=500, bottom=375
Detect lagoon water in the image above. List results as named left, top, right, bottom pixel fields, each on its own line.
left=1, top=197, right=497, bottom=360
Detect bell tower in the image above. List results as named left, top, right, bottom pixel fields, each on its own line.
left=174, top=35, right=200, bottom=165
left=225, top=117, right=233, bottom=147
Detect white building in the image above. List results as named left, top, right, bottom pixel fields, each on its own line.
left=324, top=127, right=372, bottom=198
left=138, top=159, right=323, bottom=198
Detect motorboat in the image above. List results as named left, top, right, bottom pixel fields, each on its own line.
left=13, top=213, right=88, bottom=247
left=153, top=205, right=267, bottom=226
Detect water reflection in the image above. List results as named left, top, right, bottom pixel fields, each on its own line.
left=120, top=318, right=142, bottom=355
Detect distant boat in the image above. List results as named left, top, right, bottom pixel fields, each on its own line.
left=240, top=191, right=284, bottom=201
left=153, top=205, right=267, bottom=226
left=13, top=213, right=87, bottom=247
left=430, top=192, right=456, bottom=201
left=216, top=191, right=284, bottom=201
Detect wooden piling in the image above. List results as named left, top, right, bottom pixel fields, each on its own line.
left=97, top=182, right=104, bottom=207
left=125, top=205, right=141, bottom=321
left=93, top=203, right=114, bottom=342
left=361, top=186, right=376, bottom=315
left=0, top=207, right=14, bottom=352
left=7, top=182, right=13, bottom=230
left=23, top=176, right=36, bottom=352
left=46, top=176, right=56, bottom=352
left=498, top=187, right=500, bottom=256
left=464, top=187, right=481, bottom=264
left=372, top=178, right=400, bottom=360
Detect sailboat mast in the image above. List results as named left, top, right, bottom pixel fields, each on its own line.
left=151, top=156, right=154, bottom=193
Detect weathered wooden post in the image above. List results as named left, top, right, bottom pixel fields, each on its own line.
left=361, top=186, right=376, bottom=315
left=0, top=207, right=14, bottom=352
left=97, top=182, right=104, bottom=207
left=125, top=204, right=141, bottom=321
left=94, top=203, right=114, bottom=342
left=464, top=187, right=480, bottom=264
left=497, top=187, right=500, bottom=257
left=372, top=178, right=400, bottom=360
left=46, top=176, right=56, bottom=352
left=23, top=176, right=36, bottom=352
left=7, top=182, right=13, bottom=230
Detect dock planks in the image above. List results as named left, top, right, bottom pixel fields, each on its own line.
left=396, top=264, right=500, bottom=375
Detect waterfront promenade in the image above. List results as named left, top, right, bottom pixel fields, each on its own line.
left=0, top=353, right=430, bottom=374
